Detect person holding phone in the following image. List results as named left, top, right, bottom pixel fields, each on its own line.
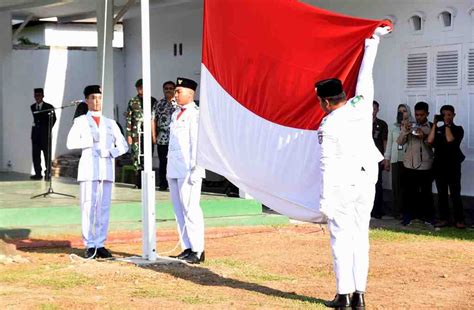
left=427, top=105, right=466, bottom=229
left=383, top=104, right=412, bottom=218
left=396, top=101, right=434, bottom=226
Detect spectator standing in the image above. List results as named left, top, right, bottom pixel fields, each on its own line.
left=371, top=100, right=388, bottom=219
left=397, top=101, right=434, bottom=226
left=30, top=88, right=56, bottom=181
left=427, top=105, right=466, bottom=229
left=126, top=78, right=158, bottom=189
left=152, top=81, right=177, bottom=191
left=383, top=104, right=412, bottom=218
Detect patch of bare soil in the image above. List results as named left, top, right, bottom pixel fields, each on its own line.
left=1, top=225, right=473, bottom=309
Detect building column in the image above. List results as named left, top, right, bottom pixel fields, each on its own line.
left=97, top=0, right=114, bottom=118
left=0, top=11, right=12, bottom=170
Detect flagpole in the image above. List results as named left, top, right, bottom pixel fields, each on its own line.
left=140, top=0, right=156, bottom=261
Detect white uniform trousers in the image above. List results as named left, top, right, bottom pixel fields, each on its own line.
left=80, top=180, right=112, bottom=248
left=168, top=177, right=205, bottom=253
left=328, top=175, right=375, bottom=294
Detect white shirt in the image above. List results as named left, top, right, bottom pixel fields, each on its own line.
left=66, top=112, right=128, bottom=182
left=167, top=102, right=205, bottom=179
left=318, top=37, right=383, bottom=219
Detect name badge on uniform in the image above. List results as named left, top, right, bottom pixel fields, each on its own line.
left=318, top=131, right=323, bottom=144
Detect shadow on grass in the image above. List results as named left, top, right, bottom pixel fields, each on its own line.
left=370, top=219, right=474, bottom=241
left=142, top=263, right=326, bottom=306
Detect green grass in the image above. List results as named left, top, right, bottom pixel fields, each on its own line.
left=207, top=258, right=295, bottom=284
left=0, top=265, right=96, bottom=289
left=39, top=304, right=59, bottom=310
left=180, top=295, right=212, bottom=305
left=370, top=225, right=474, bottom=242
left=130, top=287, right=166, bottom=298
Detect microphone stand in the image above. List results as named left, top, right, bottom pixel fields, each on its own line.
left=31, top=102, right=78, bottom=199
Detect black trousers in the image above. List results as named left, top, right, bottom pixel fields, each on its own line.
left=435, top=163, right=464, bottom=223
left=371, top=163, right=384, bottom=218
left=32, top=139, right=50, bottom=177
left=401, top=168, right=434, bottom=222
left=157, top=144, right=169, bottom=188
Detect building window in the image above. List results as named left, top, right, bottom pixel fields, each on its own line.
left=173, top=43, right=183, bottom=56
left=438, top=8, right=456, bottom=30
left=408, top=12, right=425, bottom=33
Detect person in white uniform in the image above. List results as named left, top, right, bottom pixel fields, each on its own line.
left=316, top=26, right=391, bottom=310
left=167, top=77, right=206, bottom=264
left=67, top=85, right=128, bottom=259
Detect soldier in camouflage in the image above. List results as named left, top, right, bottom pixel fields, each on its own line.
left=126, top=78, right=157, bottom=189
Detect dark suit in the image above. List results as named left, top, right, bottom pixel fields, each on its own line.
left=31, top=101, right=56, bottom=177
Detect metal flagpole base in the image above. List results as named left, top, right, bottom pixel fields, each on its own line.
left=115, top=255, right=184, bottom=267
left=141, top=170, right=157, bottom=261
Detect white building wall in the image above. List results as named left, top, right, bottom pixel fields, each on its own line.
left=1, top=48, right=125, bottom=174
left=123, top=4, right=203, bottom=103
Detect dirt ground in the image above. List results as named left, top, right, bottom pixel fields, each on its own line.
left=1, top=224, right=473, bottom=309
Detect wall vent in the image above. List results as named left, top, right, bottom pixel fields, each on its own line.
left=435, top=50, right=459, bottom=87
left=468, top=48, right=474, bottom=85
left=406, top=52, right=428, bottom=88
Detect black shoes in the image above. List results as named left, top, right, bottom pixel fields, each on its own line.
left=158, top=186, right=168, bottom=192
left=324, top=292, right=365, bottom=310
left=84, top=247, right=113, bottom=259
left=171, top=248, right=192, bottom=259
left=351, top=292, right=365, bottom=310
left=324, top=294, right=351, bottom=309
left=171, top=249, right=205, bottom=264
left=183, top=251, right=205, bottom=264
left=96, top=247, right=113, bottom=258
left=84, top=247, right=96, bottom=259
left=30, top=175, right=42, bottom=180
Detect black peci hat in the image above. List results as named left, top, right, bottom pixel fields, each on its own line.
left=176, top=77, right=198, bottom=91
left=83, top=85, right=101, bottom=98
left=135, top=78, right=143, bottom=88
left=315, top=78, right=344, bottom=98
left=34, top=88, right=44, bottom=94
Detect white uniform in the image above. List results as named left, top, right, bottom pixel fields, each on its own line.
left=318, top=37, right=383, bottom=294
left=167, top=102, right=205, bottom=253
left=67, top=112, right=128, bottom=248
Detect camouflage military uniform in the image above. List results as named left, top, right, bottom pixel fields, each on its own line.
left=126, top=95, right=157, bottom=171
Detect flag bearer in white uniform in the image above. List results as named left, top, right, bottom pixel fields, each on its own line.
left=67, top=85, right=128, bottom=259
left=167, top=77, right=206, bottom=264
left=316, top=26, right=391, bottom=310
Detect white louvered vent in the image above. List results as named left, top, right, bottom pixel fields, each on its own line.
left=435, top=50, right=459, bottom=87
left=406, top=53, right=428, bottom=88
left=468, top=48, right=474, bottom=85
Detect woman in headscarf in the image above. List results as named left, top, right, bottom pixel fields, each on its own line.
left=383, top=104, right=413, bottom=218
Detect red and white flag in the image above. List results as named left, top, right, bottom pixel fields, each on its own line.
left=198, top=0, right=386, bottom=222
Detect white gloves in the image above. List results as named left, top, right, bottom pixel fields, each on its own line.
left=373, top=26, right=392, bottom=37
left=188, top=170, right=202, bottom=185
